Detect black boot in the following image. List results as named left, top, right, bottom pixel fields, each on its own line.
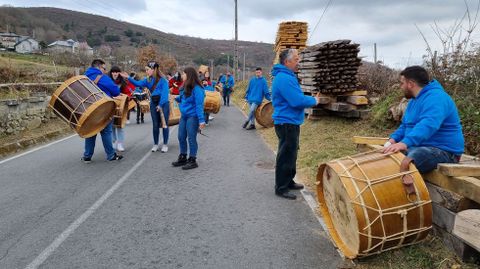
left=182, top=157, right=198, bottom=170
left=172, top=154, right=187, bottom=167
left=246, top=124, right=256, bottom=130
left=242, top=121, right=249, bottom=128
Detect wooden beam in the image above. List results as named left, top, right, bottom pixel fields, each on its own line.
left=432, top=202, right=456, bottom=233
left=322, top=102, right=356, bottom=112
left=339, top=90, right=367, bottom=96
left=423, top=170, right=480, bottom=205
left=352, top=136, right=388, bottom=145
left=453, top=209, right=480, bottom=252
left=438, top=163, right=480, bottom=177
left=344, top=96, right=368, bottom=105
left=426, top=182, right=479, bottom=212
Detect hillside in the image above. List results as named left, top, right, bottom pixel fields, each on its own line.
left=0, top=6, right=274, bottom=69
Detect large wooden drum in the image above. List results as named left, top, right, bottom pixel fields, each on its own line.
left=168, top=95, right=181, bottom=126
left=204, top=91, right=221, bottom=114
left=49, top=75, right=116, bottom=138
left=255, top=101, right=274, bottom=128
left=316, top=150, right=432, bottom=258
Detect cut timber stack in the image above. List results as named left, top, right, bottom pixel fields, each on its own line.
left=353, top=136, right=480, bottom=262
left=299, top=40, right=368, bottom=119
left=273, top=21, right=308, bottom=64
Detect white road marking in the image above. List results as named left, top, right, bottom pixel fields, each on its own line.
left=0, top=134, right=77, bottom=165
left=25, top=127, right=176, bottom=269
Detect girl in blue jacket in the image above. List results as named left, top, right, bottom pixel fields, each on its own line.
left=172, top=67, right=206, bottom=170
left=121, top=61, right=170, bottom=153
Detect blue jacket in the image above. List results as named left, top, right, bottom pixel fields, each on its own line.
left=245, top=76, right=271, bottom=105
left=175, top=85, right=206, bottom=123
left=204, top=85, right=215, bottom=92
left=390, top=80, right=464, bottom=155
left=219, top=75, right=235, bottom=89
left=84, top=67, right=120, bottom=98
left=271, top=64, right=316, bottom=125
left=128, top=76, right=169, bottom=105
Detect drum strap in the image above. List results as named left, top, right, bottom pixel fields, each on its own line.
left=93, top=75, right=102, bottom=85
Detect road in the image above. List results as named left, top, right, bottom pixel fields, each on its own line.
left=0, top=105, right=341, bottom=269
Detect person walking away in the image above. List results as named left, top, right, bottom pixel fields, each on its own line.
left=81, top=59, right=123, bottom=163
left=172, top=67, right=206, bottom=170
left=219, top=71, right=234, bottom=106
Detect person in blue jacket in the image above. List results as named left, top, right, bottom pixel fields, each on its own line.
left=172, top=67, right=206, bottom=170
left=121, top=61, right=170, bottom=153
left=383, top=66, right=464, bottom=174
left=243, top=67, right=271, bottom=130
left=81, top=59, right=123, bottom=163
left=219, top=71, right=235, bottom=106
left=271, top=49, right=320, bottom=200
left=202, top=79, right=215, bottom=125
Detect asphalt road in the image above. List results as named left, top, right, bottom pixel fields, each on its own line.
left=0, top=105, right=341, bottom=269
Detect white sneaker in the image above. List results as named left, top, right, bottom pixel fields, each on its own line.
left=126, top=120, right=130, bottom=124
left=117, top=143, right=125, bottom=152
left=209, top=115, right=214, bottom=120
left=151, top=145, right=159, bottom=152
left=161, top=144, right=168, bottom=153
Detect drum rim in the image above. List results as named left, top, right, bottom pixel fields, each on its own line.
left=49, top=75, right=90, bottom=108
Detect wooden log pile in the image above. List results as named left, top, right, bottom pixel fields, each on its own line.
left=353, top=136, right=480, bottom=262
left=299, top=39, right=361, bottom=94
left=273, top=21, right=308, bottom=64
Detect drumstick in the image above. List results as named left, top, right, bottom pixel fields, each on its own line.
left=158, top=106, right=167, bottom=128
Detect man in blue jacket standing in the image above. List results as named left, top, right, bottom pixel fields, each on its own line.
left=383, top=66, right=464, bottom=177
left=220, top=71, right=235, bottom=106
left=81, top=59, right=123, bottom=163
left=243, top=67, right=271, bottom=130
left=271, top=49, right=320, bottom=200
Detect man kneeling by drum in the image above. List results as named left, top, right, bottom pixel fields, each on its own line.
left=383, top=66, right=464, bottom=191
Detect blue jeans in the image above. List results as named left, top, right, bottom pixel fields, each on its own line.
left=150, top=101, right=170, bottom=145
left=247, top=102, right=259, bottom=124
left=112, top=127, right=124, bottom=143
left=84, top=121, right=115, bottom=160
left=407, top=146, right=460, bottom=173
left=178, top=116, right=199, bottom=157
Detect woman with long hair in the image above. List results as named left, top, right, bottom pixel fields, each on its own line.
left=172, top=67, right=206, bottom=169
left=121, top=61, right=170, bottom=152
left=109, top=66, right=135, bottom=152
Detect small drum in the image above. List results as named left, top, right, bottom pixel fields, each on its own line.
left=139, top=99, right=150, bottom=114
left=255, top=101, right=274, bottom=128
left=127, top=99, right=136, bottom=111
left=113, top=94, right=129, bottom=128
left=49, top=75, right=116, bottom=138
left=204, top=91, right=221, bottom=114
left=168, top=95, right=181, bottom=126
left=214, top=84, right=223, bottom=94
left=317, top=150, right=432, bottom=258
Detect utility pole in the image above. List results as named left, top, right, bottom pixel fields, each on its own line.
left=227, top=54, right=230, bottom=73
left=234, top=0, right=239, bottom=81
left=209, top=59, right=214, bottom=79
left=374, top=43, right=377, bottom=64
left=243, top=52, right=246, bottom=81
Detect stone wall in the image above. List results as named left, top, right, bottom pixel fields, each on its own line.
left=0, top=93, right=56, bottom=135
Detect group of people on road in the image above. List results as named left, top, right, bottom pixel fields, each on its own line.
left=80, top=46, right=465, bottom=200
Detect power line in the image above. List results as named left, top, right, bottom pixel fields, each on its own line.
left=310, top=0, right=335, bottom=40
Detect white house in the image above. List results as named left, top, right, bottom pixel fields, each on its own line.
left=0, top=32, right=22, bottom=49
left=48, top=39, right=93, bottom=55
left=14, top=37, right=39, bottom=53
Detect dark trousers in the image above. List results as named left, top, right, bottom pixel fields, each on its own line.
left=274, top=123, right=300, bottom=193
left=223, top=88, right=232, bottom=105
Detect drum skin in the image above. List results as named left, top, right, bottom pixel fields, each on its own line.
left=49, top=75, right=116, bottom=138
left=316, top=150, right=432, bottom=258
left=204, top=91, right=221, bottom=114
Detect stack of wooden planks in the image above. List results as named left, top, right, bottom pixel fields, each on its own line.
left=298, top=40, right=368, bottom=119
left=353, top=136, right=480, bottom=262
left=273, top=21, right=308, bottom=64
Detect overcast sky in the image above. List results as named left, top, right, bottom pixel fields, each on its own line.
left=2, top=0, right=480, bottom=68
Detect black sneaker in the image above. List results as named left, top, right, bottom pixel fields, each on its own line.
left=172, top=154, right=187, bottom=167
left=81, top=156, right=92, bottom=163
left=109, top=153, right=123, bottom=161
left=141, top=119, right=145, bottom=123
left=246, top=124, right=256, bottom=130
left=242, top=121, right=249, bottom=128
left=182, top=157, right=198, bottom=170
left=137, top=120, right=140, bottom=124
